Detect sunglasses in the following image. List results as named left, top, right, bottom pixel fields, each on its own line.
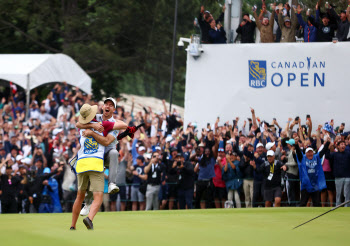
left=152, top=155, right=158, bottom=158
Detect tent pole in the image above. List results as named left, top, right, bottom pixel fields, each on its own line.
left=25, top=74, right=30, bottom=121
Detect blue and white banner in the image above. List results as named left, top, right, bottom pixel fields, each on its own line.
left=184, top=42, right=348, bottom=131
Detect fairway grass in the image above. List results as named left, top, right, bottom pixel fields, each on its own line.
left=0, top=208, right=349, bottom=246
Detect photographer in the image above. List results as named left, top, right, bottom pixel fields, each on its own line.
left=144, top=152, right=163, bottom=210
left=30, top=146, right=47, bottom=170
left=176, top=153, right=195, bottom=209
left=222, top=151, right=242, bottom=208
left=166, top=148, right=180, bottom=210
left=194, top=147, right=215, bottom=209
left=236, top=13, right=256, bottom=43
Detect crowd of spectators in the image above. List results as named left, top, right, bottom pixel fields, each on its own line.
left=0, top=82, right=350, bottom=214
left=198, top=1, right=350, bottom=44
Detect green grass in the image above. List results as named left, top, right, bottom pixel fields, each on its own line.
left=1, top=208, right=350, bottom=246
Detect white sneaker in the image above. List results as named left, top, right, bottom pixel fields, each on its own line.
left=108, top=183, right=120, bottom=194
left=80, top=204, right=91, bottom=216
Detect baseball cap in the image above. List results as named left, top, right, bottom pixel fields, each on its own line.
left=286, top=139, right=295, bottom=146
left=16, top=155, right=23, bottom=162
left=138, top=146, right=146, bottom=152
left=104, top=97, right=117, bottom=108
left=53, top=128, right=64, bottom=136
left=176, top=153, right=183, bottom=157
left=43, top=167, right=51, bottom=174
left=155, top=146, right=162, bottom=151
left=305, top=147, right=314, bottom=153
left=186, top=144, right=193, bottom=149
left=266, top=142, right=275, bottom=151
left=267, top=150, right=275, bottom=156
left=284, top=17, right=291, bottom=22
left=256, top=143, right=264, bottom=148
left=170, top=147, right=178, bottom=153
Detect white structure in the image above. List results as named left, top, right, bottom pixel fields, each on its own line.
left=0, top=54, right=91, bottom=118
left=183, top=42, right=349, bottom=131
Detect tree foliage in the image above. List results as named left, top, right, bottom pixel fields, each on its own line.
left=0, top=0, right=226, bottom=106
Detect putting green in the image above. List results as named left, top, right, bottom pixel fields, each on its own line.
left=0, top=208, right=349, bottom=246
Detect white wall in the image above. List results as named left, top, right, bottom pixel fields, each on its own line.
left=184, top=42, right=349, bottom=132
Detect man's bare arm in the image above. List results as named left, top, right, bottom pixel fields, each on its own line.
left=82, top=130, right=115, bottom=146
left=76, top=122, right=104, bottom=132
left=113, top=120, right=128, bottom=130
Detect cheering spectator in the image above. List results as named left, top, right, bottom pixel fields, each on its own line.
left=198, top=5, right=225, bottom=43
left=295, top=137, right=330, bottom=207
left=57, top=97, right=74, bottom=122
left=252, top=142, right=266, bottom=207
left=131, top=156, right=147, bottom=211
left=278, top=3, right=298, bottom=42
left=326, top=140, right=350, bottom=207
left=296, top=6, right=317, bottom=42
left=144, top=152, right=163, bottom=210
left=213, top=148, right=226, bottom=208
left=253, top=6, right=275, bottom=43
left=252, top=150, right=287, bottom=207
left=282, top=139, right=300, bottom=206
left=194, top=147, right=215, bottom=209
left=0, top=164, right=21, bottom=213
left=311, top=3, right=336, bottom=42
left=236, top=13, right=256, bottom=43
left=239, top=144, right=255, bottom=208
left=329, top=5, right=350, bottom=41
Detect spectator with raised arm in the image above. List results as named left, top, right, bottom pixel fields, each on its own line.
left=252, top=150, right=287, bottom=207
left=253, top=5, right=275, bottom=43
left=311, top=3, right=336, bottom=42
left=329, top=4, right=349, bottom=41
left=278, top=3, right=298, bottom=42
left=198, top=5, right=226, bottom=43
left=295, top=136, right=331, bottom=207
left=295, top=5, right=318, bottom=42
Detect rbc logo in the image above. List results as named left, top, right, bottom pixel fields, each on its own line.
left=249, top=60, right=267, bottom=88
left=84, top=136, right=98, bottom=154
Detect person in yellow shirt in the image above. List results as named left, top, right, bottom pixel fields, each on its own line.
left=70, top=104, right=128, bottom=230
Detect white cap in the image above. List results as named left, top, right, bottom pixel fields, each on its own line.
left=104, top=97, right=117, bottom=108
left=256, top=143, right=264, bottom=148
left=267, top=150, right=275, bottom=156
left=138, top=146, right=146, bottom=152
left=16, top=155, right=23, bottom=162
left=22, top=158, right=32, bottom=165
left=155, top=146, right=161, bottom=151
left=266, top=142, right=275, bottom=151
left=305, top=147, right=314, bottom=153
left=165, top=136, right=173, bottom=143
left=53, top=128, right=63, bottom=136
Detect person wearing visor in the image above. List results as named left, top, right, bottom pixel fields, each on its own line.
left=294, top=137, right=331, bottom=207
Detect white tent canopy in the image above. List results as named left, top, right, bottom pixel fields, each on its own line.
left=0, top=54, right=91, bottom=93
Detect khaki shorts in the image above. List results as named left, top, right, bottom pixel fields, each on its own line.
left=77, top=171, right=104, bottom=192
